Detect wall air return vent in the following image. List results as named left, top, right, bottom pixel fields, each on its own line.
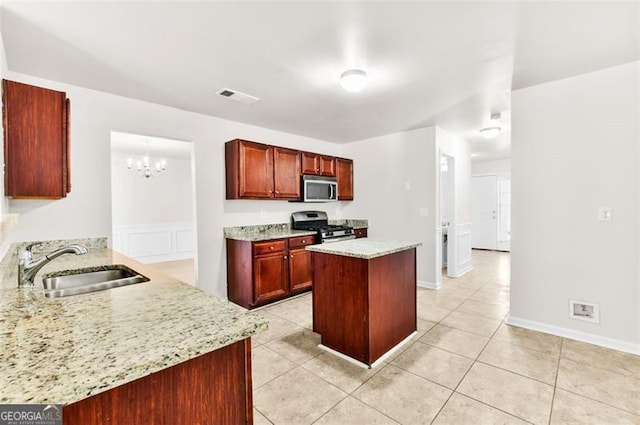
left=216, top=88, right=259, bottom=105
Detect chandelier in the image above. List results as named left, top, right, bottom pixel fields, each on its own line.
left=126, top=141, right=167, bottom=178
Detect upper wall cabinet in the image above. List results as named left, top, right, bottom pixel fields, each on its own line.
left=3, top=79, right=71, bottom=198
left=301, top=152, right=336, bottom=177
left=225, top=139, right=301, bottom=200
left=336, top=158, right=354, bottom=200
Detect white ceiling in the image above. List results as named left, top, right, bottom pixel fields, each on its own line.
left=2, top=2, right=638, bottom=161
left=111, top=131, right=192, bottom=160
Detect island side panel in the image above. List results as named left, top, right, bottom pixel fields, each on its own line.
left=63, top=339, right=253, bottom=425
left=368, top=248, right=417, bottom=363
left=312, top=252, right=369, bottom=363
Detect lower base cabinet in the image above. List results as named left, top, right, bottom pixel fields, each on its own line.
left=227, top=235, right=316, bottom=309
left=63, top=339, right=253, bottom=424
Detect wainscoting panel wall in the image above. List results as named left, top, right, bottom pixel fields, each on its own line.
left=452, top=222, right=473, bottom=278
left=112, top=222, right=195, bottom=263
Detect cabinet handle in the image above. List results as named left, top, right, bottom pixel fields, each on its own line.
left=270, top=246, right=274, bottom=250
left=284, top=255, right=288, bottom=259
left=302, top=240, right=306, bottom=244
left=275, top=190, right=280, bottom=195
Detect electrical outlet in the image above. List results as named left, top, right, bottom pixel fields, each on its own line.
left=598, top=207, right=612, bottom=222
left=569, top=300, right=600, bottom=323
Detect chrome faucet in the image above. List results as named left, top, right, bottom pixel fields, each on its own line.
left=18, top=243, right=89, bottom=288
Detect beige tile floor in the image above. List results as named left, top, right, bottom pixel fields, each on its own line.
left=151, top=258, right=195, bottom=285
left=248, top=250, right=640, bottom=425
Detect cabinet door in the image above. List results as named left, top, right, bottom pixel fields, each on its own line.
left=289, top=247, right=313, bottom=292
left=319, top=156, right=336, bottom=177
left=336, top=158, right=354, bottom=200
left=254, top=253, right=288, bottom=304
left=3, top=79, right=70, bottom=198
left=238, top=140, right=274, bottom=198
left=301, top=152, right=320, bottom=175
left=273, top=147, right=301, bottom=199
left=354, top=228, right=368, bottom=239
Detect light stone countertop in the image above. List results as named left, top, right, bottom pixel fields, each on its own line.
left=306, top=238, right=421, bottom=260
left=0, top=241, right=267, bottom=405
left=224, top=219, right=368, bottom=242
left=224, top=223, right=316, bottom=241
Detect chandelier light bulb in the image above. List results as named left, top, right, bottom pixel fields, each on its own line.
left=340, top=69, right=368, bottom=93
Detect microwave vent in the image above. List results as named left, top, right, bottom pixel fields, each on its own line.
left=216, top=88, right=260, bottom=105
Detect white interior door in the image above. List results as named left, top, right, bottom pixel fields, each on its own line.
left=472, top=175, right=498, bottom=249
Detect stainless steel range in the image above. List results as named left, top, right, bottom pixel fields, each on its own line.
left=291, top=211, right=354, bottom=243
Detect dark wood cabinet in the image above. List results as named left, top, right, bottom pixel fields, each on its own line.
left=227, top=235, right=317, bottom=309
left=3, top=79, right=71, bottom=198
left=288, top=235, right=315, bottom=293
left=354, top=228, right=368, bottom=238
left=302, top=152, right=336, bottom=177
left=312, top=248, right=417, bottom=366
left=273, top=146, right=301, bottom=199
left=336, top=158, right=354, bottom=200
left=253, top=241, right=288, bottom=304
left=226, top=139, right=301, bottom=200
left=64, top=339, right=253, bottom=425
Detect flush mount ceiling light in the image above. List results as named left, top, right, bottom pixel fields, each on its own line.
left=479, top=126, right=501, bottom=139
left=479, top=112, right=502, bottom=139
left=340, top=69, right=368, bottom=93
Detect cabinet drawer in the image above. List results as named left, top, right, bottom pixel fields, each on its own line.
left=289, top=235, right=316, bottom=249
left=253, top=240, right=286, bottom=255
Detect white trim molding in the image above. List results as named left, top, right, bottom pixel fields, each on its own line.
left=506, top=315, right=639, bottom=355
left=418, top=280, right=441, bottom=290
left=112, top=222, right=195, bottom=264
left=449, top=222, right=473, bottom=278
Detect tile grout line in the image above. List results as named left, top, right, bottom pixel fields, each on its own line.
left=547, top=338, right=564, bottom=425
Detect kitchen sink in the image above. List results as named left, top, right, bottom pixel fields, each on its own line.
left=42, top=265, right=150, bottom=298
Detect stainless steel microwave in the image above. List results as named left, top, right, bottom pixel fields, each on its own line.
left=302, top=175, right=338, bottom=202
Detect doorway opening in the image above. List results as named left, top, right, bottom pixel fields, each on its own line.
left=110, top=131, right=198, bottom=285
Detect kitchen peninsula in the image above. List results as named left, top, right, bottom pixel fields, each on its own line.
left=307, top=239, right=421, bottom=368
left=0, top=239, right=267, bottom=424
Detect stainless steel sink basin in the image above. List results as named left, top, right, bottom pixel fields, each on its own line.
left=42, top=265, right=150, bottom=298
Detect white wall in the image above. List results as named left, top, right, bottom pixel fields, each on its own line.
left=511, top=61, right=639, bottom=353
left=341, top=127, right=438, bottom=285
left=472, top=158, right=511, bottom=175
left=5, top=71, right=341, bottom=298
left=340, top=126, right=472, bottom=286
left=111, top=151, right=193, bottom=226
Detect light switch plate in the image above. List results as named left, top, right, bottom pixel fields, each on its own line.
left=598, top=207, right=612, bottom=222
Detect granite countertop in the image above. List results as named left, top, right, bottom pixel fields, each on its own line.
left=0, top=239, right=267, bottom=405
left=306, top=238, right=421, bottom=260
left=224, top=219, right=368, bottom=242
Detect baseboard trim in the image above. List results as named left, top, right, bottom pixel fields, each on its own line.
left=448, top=264, right=473, bottom=278
left=417, top=280, right=441, bottom=290
left=506, top=315, right=640, bottom=355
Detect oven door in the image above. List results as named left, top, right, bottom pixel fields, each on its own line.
left=321, top=235, right=355, bottom=244
left=302, top=175, right=338, bottom=202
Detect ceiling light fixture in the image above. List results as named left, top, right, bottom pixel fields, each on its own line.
left=127, top=140, right=167, bottom=179
left=340, top=69, right=367, bottom=93
left=479, top=126, right=501, bottom=139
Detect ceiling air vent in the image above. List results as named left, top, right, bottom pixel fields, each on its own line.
left=216, top=88, right=259, bottom=105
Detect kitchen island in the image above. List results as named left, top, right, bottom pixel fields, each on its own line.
left=0, top=238, right=267, bottom=424
left=307, top=239, right=421, bottom=368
